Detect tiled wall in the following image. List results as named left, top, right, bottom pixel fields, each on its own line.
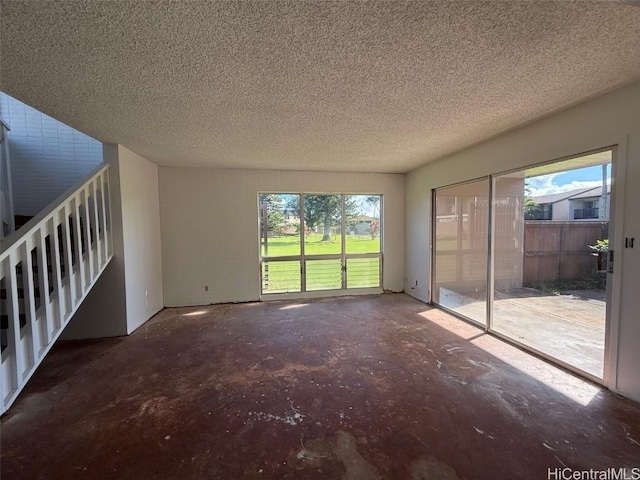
left=0, top=92, right=103, bottom=216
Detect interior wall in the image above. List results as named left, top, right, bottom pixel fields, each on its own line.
left=0, top=92, right=103, bottom=216
left=62, top=144, right=163, bottom=339
left=405, top=81, right=640, bottom=401
left=159, top=168, right=405, bottom=307
left=119, top=146, right=164, bottom=333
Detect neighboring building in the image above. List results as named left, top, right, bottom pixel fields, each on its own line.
left=528, top=185, right=610, bottom=221
left=280, top=214, right=300, bottom=235
left=348, top=214, right=378, bottom=236
left=569, top=185, right=611, bottom=220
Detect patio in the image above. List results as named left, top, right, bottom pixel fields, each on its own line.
left=453, top=288, right=605, bottom=378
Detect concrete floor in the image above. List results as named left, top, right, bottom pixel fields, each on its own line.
left=450, top=288, right=606, bottom=378
left=2, top=294, right=639, bottom=479
left=494, top=289, right=605, bottom=378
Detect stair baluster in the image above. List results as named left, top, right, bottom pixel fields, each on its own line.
left=0, top=164, right=113, bottom=414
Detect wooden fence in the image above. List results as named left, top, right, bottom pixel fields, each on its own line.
left=523, top=221, right=608, bottom=286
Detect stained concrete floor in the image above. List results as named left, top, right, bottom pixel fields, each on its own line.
left=2, top=294, right=639, bottom=479
left=449, top=288, right=606, bottom=378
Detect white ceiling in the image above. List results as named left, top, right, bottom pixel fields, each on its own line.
left=1, top=1, right=639, bottom=173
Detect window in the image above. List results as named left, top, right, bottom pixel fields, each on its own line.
left=259, top=194, right=382, bottom=295
left=525, top=203, right=552, bottom=220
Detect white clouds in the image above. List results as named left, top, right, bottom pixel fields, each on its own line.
left=527, top=173, right=560, bottom=196
left=527, top=173, right=609, bottom=197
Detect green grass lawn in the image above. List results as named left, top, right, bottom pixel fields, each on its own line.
left=260, top=233, right=381, bottom=293
left=261, top=233, right=380, bottom=257
left=261, top=256, right=381, bottom=293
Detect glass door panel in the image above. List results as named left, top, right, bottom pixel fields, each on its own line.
left=491, top=152, right=611, bottom=379
left=432, top=179, right=489, bottom=324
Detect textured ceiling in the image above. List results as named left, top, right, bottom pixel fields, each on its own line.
left=2, top=1, right=640, bottom=173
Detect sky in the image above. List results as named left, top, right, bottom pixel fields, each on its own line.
left=527, top=164, right=611, bottom=197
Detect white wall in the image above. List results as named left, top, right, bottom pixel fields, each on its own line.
left=159, top=168, right=405, bottom=307
left=405, top=81, right=640, bottom=401
left=0, top=92, right=103, bottom=216
left=119, top=146, right=164, bottom=333
left=62, top=144, right=163, bottom=338
left=553, top=200, right=570, bottom=221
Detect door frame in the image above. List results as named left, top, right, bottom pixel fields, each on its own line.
left=430, top=145, right=621, bottom=387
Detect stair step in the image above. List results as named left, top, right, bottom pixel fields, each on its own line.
left=0, top=314, right=27, bottom=329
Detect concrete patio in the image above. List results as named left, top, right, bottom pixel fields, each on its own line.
left=447, top=288, right=606, bottom=378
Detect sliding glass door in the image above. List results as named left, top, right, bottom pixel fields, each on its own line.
left=432, top=179, right=489, bottom=325
left=432, top=149, right=613, bottom=380
left=259, top=193, right=382, bottom=295
left=490, top=152, right=611, bottom=378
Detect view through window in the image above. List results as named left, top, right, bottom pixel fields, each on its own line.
left=259, top=194, right=382, bottom=294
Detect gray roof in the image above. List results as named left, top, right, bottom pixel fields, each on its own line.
left=530, top=187, right=596, bottom=205
left=569, top=185, right=611, bottom=199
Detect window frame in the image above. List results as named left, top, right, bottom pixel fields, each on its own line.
left=258, top=193, right=383, bottom=297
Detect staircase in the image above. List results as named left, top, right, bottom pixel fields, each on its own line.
left=0, top=164, right=113, bottom=414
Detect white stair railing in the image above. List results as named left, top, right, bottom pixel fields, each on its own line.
left=0, top=164, right=113, bottom=414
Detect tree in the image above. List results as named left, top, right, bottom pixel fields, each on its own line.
left=365, top=196, right=380, bottom=218
left=523, top=197, right=538, bottom=219
left=288, top=195, right=358, bottom=242
left=523, top=182, right=538, bottom=219
left=305, top=195, right=340, bottom=241
left=259, top=194, right=285, bottom=235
